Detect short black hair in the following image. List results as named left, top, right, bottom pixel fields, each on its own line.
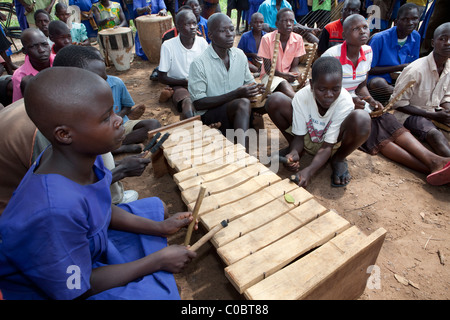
left=53, top=45, right=103, bottom=69
left=311, top=56, right=343, bottom=83
left=397, top=3, right=419, bottom=19
left=34, top=9, right=50, bottom=21
left=276, top=8, right=294, bottom=22
left=48, top=20, right=69, bottom=36
left=175, top=6, right=195, bottom=26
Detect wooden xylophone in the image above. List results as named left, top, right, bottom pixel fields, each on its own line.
left=148, top=117, right=386, bottom=300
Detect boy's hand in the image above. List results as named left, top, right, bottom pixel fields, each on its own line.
left=160, top=212, right=198, bottom=237
left=158, top=245, right=197, bottom=273
left=116, top=154, right=151, bottom=178
left=296, top=167, right=314, bottom=187
left=284, top=150, right=300, bottom=171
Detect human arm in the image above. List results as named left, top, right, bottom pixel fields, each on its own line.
left=396, top=105, right=450, bottom=126
left=116, top=6, right=127, bottom=27
left=193, top=83, right=263, bottom=111
left=45, top=0, right=57, bottom=13
left=110, top=153, right=151, bottom=183
left=368, top=63, right=409, bottom=75
left=158, top=71, right=188, bottom=87
left=135, top=4, right=152, bottom=16
left=354, top=78, right=383, bottom=111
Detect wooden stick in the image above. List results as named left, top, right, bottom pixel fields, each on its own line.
left=296, top=42, right=318, bottom=90
left=189, top=219, right=228, bottom=252
left=184, top=187, right=207, bottom=246
left=370, top=80, right=415, bottom=118
left=261, top=33, right=281, bottom=102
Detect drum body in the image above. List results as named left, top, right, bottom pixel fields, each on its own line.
left=135, top=15, right=172, bottom=63
left=98, top=27, right=134, bottom=71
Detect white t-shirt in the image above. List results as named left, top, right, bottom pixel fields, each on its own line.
left=291, top=85, right=354, bottom=144
left=158, top=35, right=208, bottom=80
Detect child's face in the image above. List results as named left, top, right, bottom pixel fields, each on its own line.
left=73, top=88, right=125, bottom=155
left=35, top=13, right=50, bottom=36
left=188, top=0, right=201, bottom=18
left=276, top=11, right=295, bottom=35
left=177, top=12, right=198, bottom=39
left=51, top=31, right=72, bottom=49
left=250, top=15, right=264, bottom=32
left=344, top=17, right=370, bottom=46
left=310, top=73, right=342, bottom=111
left=56, top=8, right=71, bottom=23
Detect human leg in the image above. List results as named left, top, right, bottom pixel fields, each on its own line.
left=266, top=92, right=294, bottom=144
left=275, top=80, right=296, bottom=99
left=331, top=109, right=371, bottom=186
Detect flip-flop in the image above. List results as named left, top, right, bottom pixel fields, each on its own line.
left=331, top=161, right=351, bottom=187
left=426, top=161, right=450, bottom=186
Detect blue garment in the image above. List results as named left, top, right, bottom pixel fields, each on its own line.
left=106, top=75, right=134, bottom=123
left=293, top=0, right=308, bottom=17
left=69, top=0, right=99, bottom=38
left=198, top=15, right=210, bottom=43
left=14, top=0, right=29, bottom=30
left=244, top=0, right=265, bottom=22
left=368, top=26, right=420, bottom=84
left=0, top=153, right=179, bottom=300
left=237, top=29, right=266, bottom=62
left=257, top=0, right=292, bottom=29
left=134, top=0, right=167, bottom=60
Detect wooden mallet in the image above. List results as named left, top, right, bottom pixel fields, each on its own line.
left=189, top=219, right=229, bottom=252
left=183, top=186, right=206, bottom=247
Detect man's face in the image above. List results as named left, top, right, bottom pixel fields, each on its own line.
left=432, top=27, right=450, bottom=59
left=23, top=32, right=51, bottom=67
left=177, top=11, right=198, bottom=39
left=342, top=1, right=360, bottom=21
left=276, top=11, right=295, bottom=35
left=35, top=13, right=50, bottom=36
left=210, top=16, right=235, bottom=49
left=396, top=8, right=420, bottom=36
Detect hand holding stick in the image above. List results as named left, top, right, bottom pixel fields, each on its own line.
left=183, top=187, right=206, bottom=246
left=189, top=219, right=229, bottom=252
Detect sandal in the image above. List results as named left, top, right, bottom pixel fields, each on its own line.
left=331, top=161, right=351, bottom=187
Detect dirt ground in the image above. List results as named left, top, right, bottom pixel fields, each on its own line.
left=8, top=33, right=449, bottom=300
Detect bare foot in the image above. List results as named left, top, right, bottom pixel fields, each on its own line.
left=128, top=104, right=146, bottom=120
left=159, top=86, right=174, bottom=103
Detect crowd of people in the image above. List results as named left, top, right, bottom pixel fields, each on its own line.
left=0, top=0, right=449, bottom=300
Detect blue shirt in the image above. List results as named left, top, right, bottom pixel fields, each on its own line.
left=133, top=0, right=166, bottom=16
left=106, top=75, right=134, bottom=123
left=237, top=30, right=267, bottom=62
left=368, top=26, right=420, bottom=84
left=258, top=0, right=293, bottom=29
left=198, top=15, right=210, bottom=43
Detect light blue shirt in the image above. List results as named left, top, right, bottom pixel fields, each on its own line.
left=188, top=46, right=255, bottom=116
left=106, top=75, right=134, bottom=123
left=257, top=0, right=293, bottom=29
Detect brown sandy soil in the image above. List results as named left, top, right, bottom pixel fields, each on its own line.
left=7, top=35, right=449, bottom=300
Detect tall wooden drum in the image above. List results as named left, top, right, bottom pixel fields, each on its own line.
left=135, top=14, right=172, bottom=63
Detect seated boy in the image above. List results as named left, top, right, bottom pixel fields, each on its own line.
left=48, top=20, right=73, bottom=54
left=237, top=12, right=266, bottom=74
left=392, top=22, right=450, bottom=158
left=11, top=28, right=54, bottom=102
left=188, top=13, right=264, bottom=149
left=55, top=2, right=90, bottom=46
left=265, top=56, right=371, bottom=187
left=367, top=3, right=421, bottom=104
left=0, top=67, right=197, bottom=299
left=158, top=9, right=208, bottom=120
left=258, top=8, right=305, bottom=99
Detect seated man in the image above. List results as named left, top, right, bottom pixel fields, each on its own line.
left=317, top=0, right=361, bottom=56
left=258, top=8, right=305, bottom=99
left=237, top=12, right=266, bottom=74
left=393, top=22, right=450, bottom=159
left=265, top=56, right=371, bottom=187
left=158, top=9, right=208, bottom=120
left=11, top=28, right=55, bottom=102
left=188, top=13, right=264, bottom=150
left=55, top=2, right=90, bottom=46
left=367, top=3, right=421, bottom=104
left=48, top=20, right=73, bottom=54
